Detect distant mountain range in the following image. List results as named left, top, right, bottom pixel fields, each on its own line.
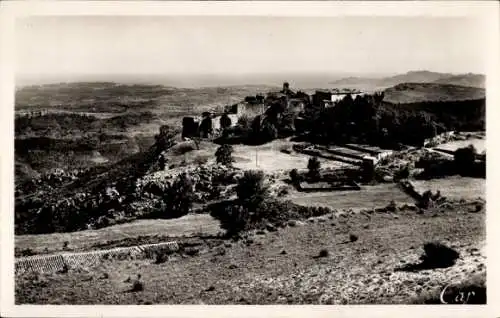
left=330, top=71, right=485, bottom=91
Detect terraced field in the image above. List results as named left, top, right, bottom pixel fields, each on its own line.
left=15, top=214, right=220, bottom=256
left=286, top=184, right=414, bottom=212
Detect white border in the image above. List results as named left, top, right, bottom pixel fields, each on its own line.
left=1, top=1, right=499, bottom=317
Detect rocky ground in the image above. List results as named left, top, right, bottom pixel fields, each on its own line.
left=16, top=200, right=485, bottom=305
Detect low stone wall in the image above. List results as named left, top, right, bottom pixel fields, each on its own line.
left=15, top=241, right=180, bottom=275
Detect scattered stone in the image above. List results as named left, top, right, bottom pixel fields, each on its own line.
left=99, top=272, right=109, bottom=280
left=287, top=220, right=297, bottom=227
left=228, top=264, right=238, bottom=269
left=266, top=223, right=277, bottom=232
left=224, top=242, right=232, bottom=248
left=280, top=250, right=287, bottom=255
left=349, top=234, right=359, bottom=243
left=205, top=285, right=215, bottom=292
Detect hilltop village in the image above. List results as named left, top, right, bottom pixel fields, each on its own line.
left=181, top=82, right=366, bottom=140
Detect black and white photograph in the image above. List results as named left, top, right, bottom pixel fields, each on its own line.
left=1, top=1, right=499, bottom=315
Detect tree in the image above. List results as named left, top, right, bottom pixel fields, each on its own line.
left=307, top=156, right=321, bottom=181
left=278, top=112, right=296, bottom=135
left=261, top=120, right=278, bottom=141
left=215, top=144, right=234, bottom=166
left=154, top=125, right=176, bottom=153
left=199, top=117, right=213, bottom=138
left=162, top=173, right=194, bottom=218
left=289, top=168, right=300, bottom=185
left=237, top=115, right=251, bottom=130
left=220, top=113, right=232, bottom=130
left=236, top=170, right=269, bottom=211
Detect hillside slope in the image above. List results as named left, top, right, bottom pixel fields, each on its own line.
left=433, top=74, right=485, bottom=88
left=383, top=83, right=485, bottom=104
left=330, top=71, right=485, bottom=91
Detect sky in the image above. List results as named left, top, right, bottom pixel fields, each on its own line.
left=16, top=16, right=487, bottom=83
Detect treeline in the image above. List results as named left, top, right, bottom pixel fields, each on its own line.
left=216, top=91, right=484, bottom=149
left=386, top=98, right=485, bottom=132
left=303, top=94, right=484, bottom=148
left=416, top=145, right=486, bottom=179
left=15, top=136, right=102, bottom=153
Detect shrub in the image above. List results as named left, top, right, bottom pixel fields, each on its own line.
left=158, top=154, right=167, bottom=170
left=236, top=170, right=269, bottom=211
left=277, top=187, right=289, bottom=197
left=421, top=242, right=460, bottom=268
left=215, top=144, right=234, bottom=166
left=289, top=168, right=299, bottom=181
left=220, top=113, right=232, bottom=130
left=307, top=156, right=321, bottom=181
left=161, top=173, right=194, bottom=218
left=131, top=279, right=144, bottom=292
left=454, top=145, right=477, bottom=176
left=212, top=203, right=250, bottom=237
left=386, top=200, right=397, bottom=212
left=20, top=248, right=35, bottom=257
left=154, top=251, right=168, bottom=264
left=184, top=247, right=200, bottom=256
left=418, top=190, right=433, bottom=209
left=395, top=166, right=410, bottom=180
left=318, top=249, right=329, bottom=258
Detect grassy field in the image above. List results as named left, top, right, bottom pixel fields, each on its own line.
left=15, top=214, right=221, bottom=256
left=286, top=184, right=414, bottom=212
left=412, top=177, right=485, bottom=200
left=16, top=202, right=485, bottom=304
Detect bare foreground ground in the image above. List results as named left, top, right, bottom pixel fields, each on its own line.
left=16, top=202, right=485, bottom=305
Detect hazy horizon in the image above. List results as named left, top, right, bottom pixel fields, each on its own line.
left=16, top=16, right=487, bottom=87
left=15, top=69, right=484, bottom=89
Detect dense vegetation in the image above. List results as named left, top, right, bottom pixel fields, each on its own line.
left=15, top=112, right=157, bottom=136
left=217, top=89, right=484, bottom=149
left=416, top=145, right=485, bottom=179
left=15, top=125, right=178, bottom=234
left=210, top=170, right=334, bottom=237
